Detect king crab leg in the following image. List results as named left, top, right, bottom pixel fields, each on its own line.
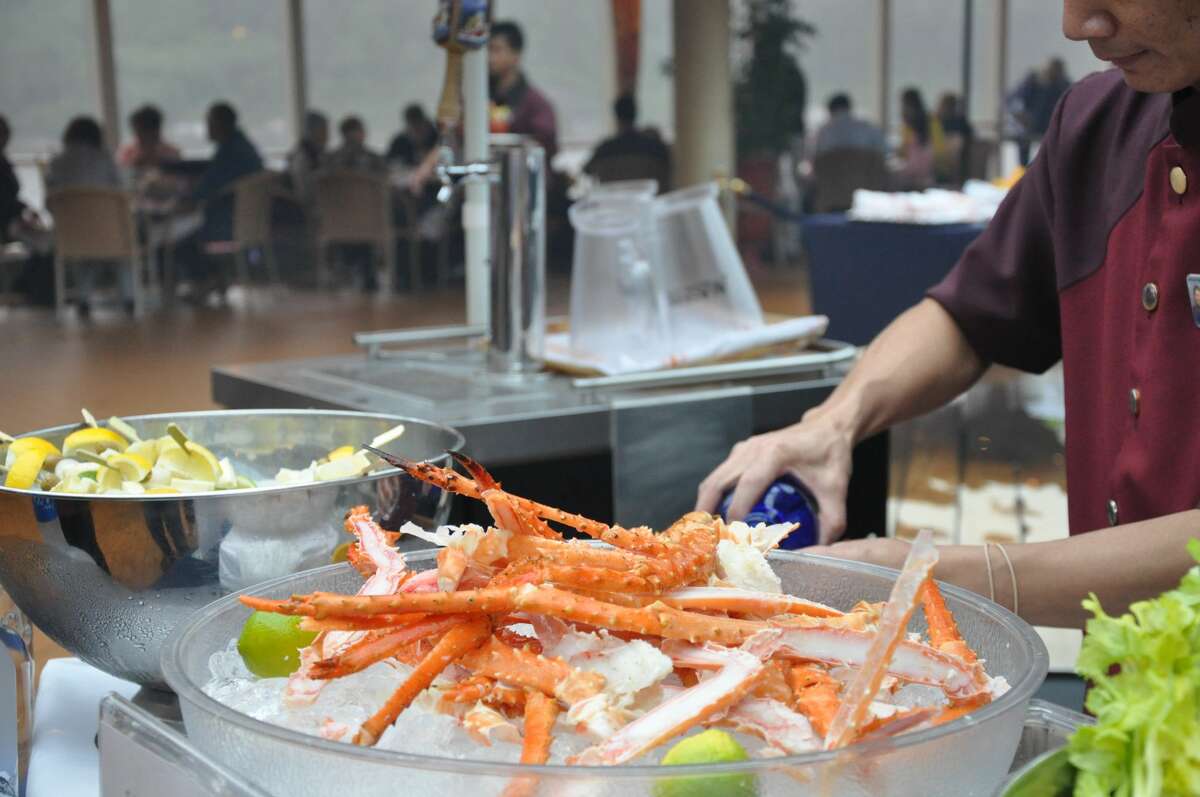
left=824, top=530, right=939, bottom=749
left=354, top=616, right=493, bottom=746
left=501, top=691, right=560, bottom=797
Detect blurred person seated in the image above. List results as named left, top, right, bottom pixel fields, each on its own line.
left=387, top=103, right=438, bottom=173
left=327, top=116, right=385, bottom=175
left=175, top=101, right=263, bottom=302
left=488, top=20, right=558, bottom=159
left=386, top=103, right=448, bottom=289
left=934, top=93, right=975, bottom=184
left=0, top=114, right=47, bottom=246
left=117, top=104, right=181, bottom=177
left=286, top=110, right=329, bottom=202
left=1, top=113, right=54, bottom=306
left=1007, top=57, right=1071, bottom=166
left=812, top=93, right=885, bottom=157
left=584, top=93, right=670, bottom=186
left=45, top=116, right=122, bottom=191
left=324, top=115, right=385, bottom=293
left=894, top=87, right=937, bottom=190
left=45, top=116, right=130, bottom=317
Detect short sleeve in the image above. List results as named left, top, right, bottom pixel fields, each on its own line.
left=927, top=93, right=1066, bottom=373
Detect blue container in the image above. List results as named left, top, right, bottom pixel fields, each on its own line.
left=718, top=474, right=819, bottom=549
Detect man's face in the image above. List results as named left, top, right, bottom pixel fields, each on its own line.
left=1064, top=0, right=1200, bottom=92
left=488, top=37, right=520, bottom=79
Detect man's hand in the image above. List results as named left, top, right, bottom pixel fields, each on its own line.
left=695, top=414, right=854, bottom=544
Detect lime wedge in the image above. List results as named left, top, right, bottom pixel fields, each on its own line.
left=238, top=611, right=318, bottom=678
left=655, top=730, right=755, bottom=797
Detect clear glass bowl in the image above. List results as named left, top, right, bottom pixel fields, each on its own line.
left=163, top=551, right=1048, bottom=797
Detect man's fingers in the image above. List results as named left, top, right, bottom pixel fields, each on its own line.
left=724, top=461, right=779, bottom=521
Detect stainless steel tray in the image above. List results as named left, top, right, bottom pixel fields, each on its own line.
left=352, top=322, right=857, bottom=392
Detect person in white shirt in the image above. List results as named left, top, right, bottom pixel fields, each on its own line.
left=812, top=94, right=886, bottom=157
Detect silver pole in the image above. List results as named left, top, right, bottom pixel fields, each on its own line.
left=488, top=136, right=545, bottom=373
left=90, top=0, right=120, bottom=150
left=284, top=0, right=309, bottom=143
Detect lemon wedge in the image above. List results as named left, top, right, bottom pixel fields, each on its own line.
left=315, top=451, right=372, bottom=482
left=106, top=452, right=152, bottom=483
left=63, top=427, right=128, bottom=457
left=4, top=449, right=49, bottom=489
left=10, top=437, right=61, bottom=459
left=327, top=445, right=357, bottom=462
left=107, top=416, right=141, bottom=443
left=146, top=486, right=180, bottom=495
left=98, top=466, right=124, bottom=492
left=156, top=428, right=220, bottom=481
left=125, top=439, right=159, bottom=465
left=369, top=423, right=406, bottom=449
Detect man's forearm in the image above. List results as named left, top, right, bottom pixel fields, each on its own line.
left=932, top=510, right=1200, bottom=627
left=810, top=298, right=987, bottom=443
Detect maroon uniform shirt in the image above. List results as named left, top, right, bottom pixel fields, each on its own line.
left=929, top=69, right=1200, bottom=535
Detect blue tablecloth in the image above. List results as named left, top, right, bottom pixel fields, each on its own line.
left=802, top=214, right=986, bottom=346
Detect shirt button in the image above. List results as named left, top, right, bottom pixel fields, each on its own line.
left=1142, top=282, right=1159, bottom=311
left=1107, top=499, right=1119, bottom=526
left=1129, top=388, right=1141, bottom=417
left=1171, top=165, right=1188, bottom=195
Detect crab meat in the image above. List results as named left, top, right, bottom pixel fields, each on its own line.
left=715, top=539, right=782, bottom=593
left=285, top=507, right=409, bottom=706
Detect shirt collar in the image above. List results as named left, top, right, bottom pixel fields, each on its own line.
left=1170, top=87, right=1200, bottom=149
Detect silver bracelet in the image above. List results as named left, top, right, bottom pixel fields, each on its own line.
left=995, top=542, right=1019, bottom=617
left=983, top=543, right=996, bottom=604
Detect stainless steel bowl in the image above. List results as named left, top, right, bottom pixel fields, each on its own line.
left=0, top=409, right=464, bottom=686
left=164, top=552, right=1049, bottom=797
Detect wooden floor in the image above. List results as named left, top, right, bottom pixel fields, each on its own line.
left=2, top=268, right=1072, bottom=671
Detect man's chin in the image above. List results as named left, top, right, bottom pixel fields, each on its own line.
left=1117, top=67, right=1195, bottom=94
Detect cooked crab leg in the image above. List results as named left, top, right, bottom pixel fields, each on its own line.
left=773, top=625, right=985, bottom=699
left=308, top=615, right=467, bottom=680
left=720, top=697, right=821, bottom=754
left=824, top=530, right=939, bottom=749
left=299, top=613, right=428, bottom=632
left=354, top=616, right=492, bottom=746
left=369, top=448, right=665, bottom=555
left=463, top=703, right=522, bottom=746
left=449, top=452, right=561, bottom=539
left=458, top=636, right=605, bottom=705
left=854, top=705, right=940, bottom=741
left=246, top=584, right=764, bottom=646
left=285, top=506, right=409, bottom=706
left=437, top=547, right=470, bottom=592
left=788, top=664, right=841, bottom=739
left=661, top=586, right=842, bottom=619
left=440, top=675, right=528, bottom=712
left=569, top=635, right=778, bottom=765
left=501, top=691, right=561, bottom=797
left=919, top=577, right=979, bottom=664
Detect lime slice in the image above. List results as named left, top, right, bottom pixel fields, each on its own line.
left=237, top=611, right=318, bottom=678
left=4, top=449, right=49, bottom=490
left=63, top=427, right=128, bottom=457
left=106, top=452, right=153, bottom=482
left=655, top=730, right=756, bottom=797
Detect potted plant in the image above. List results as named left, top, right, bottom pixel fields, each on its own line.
left=733, top=0, right=814, bottom=261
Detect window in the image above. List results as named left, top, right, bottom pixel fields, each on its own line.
left=304, top=0, right=615, bottom=158
left=110, top=1, right=289, bottom=157
left=0, top=1, right=98, bottom=156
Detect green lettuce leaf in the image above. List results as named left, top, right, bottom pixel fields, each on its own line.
left=1068, top=539, right=1200, bottom=797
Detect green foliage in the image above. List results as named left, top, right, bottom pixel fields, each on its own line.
left=734, top=0, right=814, bottom=158
left=1067, top=540, right=1200, bottom=797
